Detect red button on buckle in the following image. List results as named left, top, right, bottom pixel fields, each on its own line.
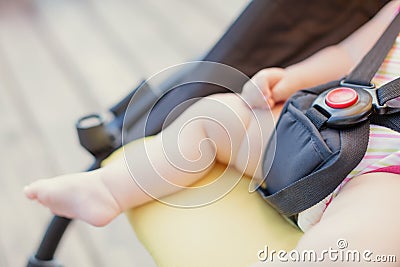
left=325, top=87, right=358, bottom=109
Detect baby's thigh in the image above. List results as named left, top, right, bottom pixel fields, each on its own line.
left=193, top=93, right=251, bottom=164
left=194, top=93, right=280, bottom=178
left=233, top=107, right=277, bottom=179
left=297, top=172, right=400, bottom=264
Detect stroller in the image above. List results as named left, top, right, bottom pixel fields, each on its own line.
left=26, top=0, right=390, bottom=266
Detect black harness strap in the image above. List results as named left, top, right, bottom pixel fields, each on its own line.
left=377, top=77, right=400, bottom=105
left=305, top=107, right=328, bottom=130
left=345, top=13, right=400, bottom=86
left=371, top=78, right=400, bottom=131
left=371, top=112, right=400, bottom=132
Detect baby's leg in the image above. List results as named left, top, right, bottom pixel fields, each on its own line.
left=252, top=172, right=400, bottom=266
left=295, top=172, right=400, bottom=266
left=25, top=93, right=269, bottom=226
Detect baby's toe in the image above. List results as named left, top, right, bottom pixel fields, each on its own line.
left=24, top=185, right=38, bottom=200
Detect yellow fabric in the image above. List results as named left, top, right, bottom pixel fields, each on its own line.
left=103, top=139, right=303, bottom=267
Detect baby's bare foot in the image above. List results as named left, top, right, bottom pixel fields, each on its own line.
left=24, top=170, right=122, bottom=227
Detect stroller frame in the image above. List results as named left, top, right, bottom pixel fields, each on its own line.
left=26, top=0, right=389, bottom=266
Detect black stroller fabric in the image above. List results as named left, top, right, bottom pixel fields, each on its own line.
left=139, top=0, right=390, bottom=140
left=204, top=0, right=390, bottom=76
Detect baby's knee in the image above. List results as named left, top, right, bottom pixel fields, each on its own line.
left=193, top=93, right=253, bottom=163
left=194, top=93, right=245, bottom=110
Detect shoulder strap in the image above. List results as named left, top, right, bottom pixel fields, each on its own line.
left=344, top=12, right=400, bottom=86
left=376, top=77, right=400, bottom=105
left=371, top=77, right=400, bottom=131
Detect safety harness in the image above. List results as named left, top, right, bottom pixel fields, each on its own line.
left=259, top=13, right=400, bottom=217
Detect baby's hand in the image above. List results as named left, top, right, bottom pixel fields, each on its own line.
left=241, top=68, right=286, bottom=109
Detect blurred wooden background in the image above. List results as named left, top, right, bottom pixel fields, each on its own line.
left=0, top=0, right=248, bottom=266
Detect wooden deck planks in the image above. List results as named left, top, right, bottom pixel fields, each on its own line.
left=0, top=68, right=95, bottom=267
left=0, top=0, right=248, bottom=266
left=0, top=10, right=93, bottom=172
left=86, top=0, right=191, bottom=76
left=0, top=3, right=155, bottom=266
left=0, top=6, right=106, bottom=266
left=195, top=0, right=249, bottom=22
left=31, top=0, right=140, bottom=109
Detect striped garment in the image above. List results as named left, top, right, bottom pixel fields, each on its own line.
left=297, top=33, right=400, bottom=232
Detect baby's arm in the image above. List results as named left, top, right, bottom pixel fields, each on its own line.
left=243, top=0, right=400, bottom=109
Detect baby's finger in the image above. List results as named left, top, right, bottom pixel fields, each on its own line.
left=253, top=68, right=285, bottom=95
left=266, top=95, right=275, bottom=109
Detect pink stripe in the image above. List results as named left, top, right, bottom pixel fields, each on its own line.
left=382, top=59, right=400, bottom=65
left=370, top=133, right=400, bottom=138
left=367, top=165, right=400, bottom=175
left=363, top=155, right=388, bottom=159
left=374, top=74, right=396, bottom=80
left=364, top=152, right=400, bottom=159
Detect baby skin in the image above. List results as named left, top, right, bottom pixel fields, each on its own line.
left=25, top=1, right=400, bottom=266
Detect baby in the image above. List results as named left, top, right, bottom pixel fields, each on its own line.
left=25, top=1, right=400, bottom=265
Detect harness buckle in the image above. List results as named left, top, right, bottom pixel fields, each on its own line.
left=310, top=80, right=376, bottom=128
left=339, top=80, right=388, bottom=115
